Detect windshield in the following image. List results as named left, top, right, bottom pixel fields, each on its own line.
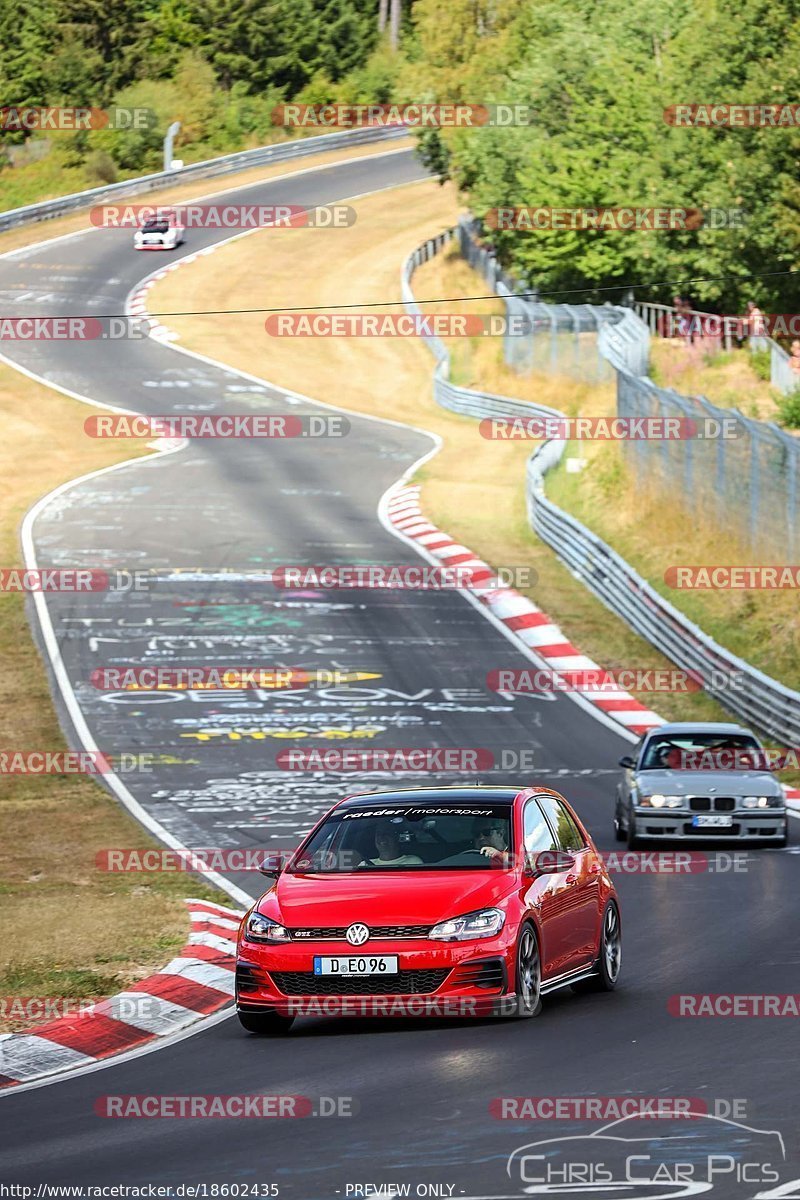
left=639, top=733, right=762, bottom=771
left=289, top=803, right=514, bottom=873
left=141, top=220, right=170, bottom=233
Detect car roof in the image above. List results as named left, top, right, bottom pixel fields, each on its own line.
left=642, top=722, right=754, bottom=736
left=338, top=787, right=526, bottom=810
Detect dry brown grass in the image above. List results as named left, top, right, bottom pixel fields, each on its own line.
left=649, top=338, right=780, bottom=422
left=547, top=439, right=800, bottom=689
left=0, top=363, right=222, bottom=1032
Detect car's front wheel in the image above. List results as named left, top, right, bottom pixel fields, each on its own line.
left=509, top=923, right=542, bottom=1018
left=237, top=1008, right=295, bottom=1036
left=626, top=807, right=642, bottom=849
left=613, top=800, right=626, bottom=842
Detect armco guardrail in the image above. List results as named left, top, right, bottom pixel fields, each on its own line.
left=401, top=228, right=566, bottom=426
left=402, top=225, right=800, bottom=745
left=0, top=126, right=407, bottom=233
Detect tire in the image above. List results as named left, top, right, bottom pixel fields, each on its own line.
left=574, top=901, right=622, bottom=993
left=626, top=809, right=642, bottom=849
left=506, top=923, right=542, bottom=1018
left=237, top=1008, right=295, bottom=1035
left=613, top=802, right=626, bottom=842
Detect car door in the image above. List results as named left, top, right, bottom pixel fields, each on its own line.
left=521, top=798, right=577, bottom=979
left=536, top=796, right=601, bottom=972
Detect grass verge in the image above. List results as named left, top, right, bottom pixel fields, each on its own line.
left=648, top=338, right=785, bottom=424
left=0, top=364, right=223, bottom=1033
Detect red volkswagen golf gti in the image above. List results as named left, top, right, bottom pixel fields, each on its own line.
left=235, top=786, right=621, bottom=1033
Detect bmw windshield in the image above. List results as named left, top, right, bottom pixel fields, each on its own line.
left=289, top=804, right=514, bottom=872
left=639, top=733, right=762, bottom=770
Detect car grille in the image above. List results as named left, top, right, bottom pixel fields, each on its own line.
left=270, top=969, right=449, bottom=996
left=688, top=796, right=736, bottom=812
left=288, top=924, right=431, bottom=941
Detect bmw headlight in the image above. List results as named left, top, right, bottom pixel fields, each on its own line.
left=742, top=796, right=781, bottom=808
left=245, top=912, right=291, bottom=943
left=429, top=907, right=505, bottom=942
left=641, top=794, right=684, bottom=808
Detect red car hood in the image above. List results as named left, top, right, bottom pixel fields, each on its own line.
left=267, top=870, right=517, bottom=927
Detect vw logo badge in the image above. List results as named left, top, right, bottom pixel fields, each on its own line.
left=346, top=923, right=370, bottom=946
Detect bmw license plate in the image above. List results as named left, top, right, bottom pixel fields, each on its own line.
left=313, top=955, right=399, bottom=976
left=692, top=814, right=733, bottom=827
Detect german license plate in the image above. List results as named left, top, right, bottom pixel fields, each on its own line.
left=692, top=814, right=733, bottom=827
left=313, top=955, right=399, bottom=976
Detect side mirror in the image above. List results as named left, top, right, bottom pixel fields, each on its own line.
left=258, top=853, right=285, bottom=878
left=618, top=755, right=635, bottom=770
left=530, top=849, right=576, bottom=876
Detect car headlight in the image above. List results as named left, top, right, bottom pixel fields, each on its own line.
left=640, top=794, right=684, bottom=808
left=742, top=796, right=782, bottom=808
left=244, top=912, right=291, bottom=943
left=429, top=907, right=505, bottom=942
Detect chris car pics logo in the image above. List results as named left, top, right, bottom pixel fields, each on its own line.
left=506, top=1112, right=796, bottom=1197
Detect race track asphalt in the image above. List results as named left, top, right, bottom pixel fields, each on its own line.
left=0, top=144, right=798, bottom=1200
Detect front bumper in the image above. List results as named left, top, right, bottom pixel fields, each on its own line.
left=236, top=935, right=515, bottom=1018
left=633, top=806, right=787, bottom=841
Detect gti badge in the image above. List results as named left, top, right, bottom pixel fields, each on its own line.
left=346, top=923, right=370, bottom=946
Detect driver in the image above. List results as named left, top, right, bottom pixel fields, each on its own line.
left=663, top=744, right=684, bottom=770
left=707, top=739, right=748, bottom=770
left=473, top=819, right=510, bottom=862
left=363, top=823, right=423, bottom=867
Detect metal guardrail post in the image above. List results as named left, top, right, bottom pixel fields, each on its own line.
left=749, top=421, right=761, bottom=545
left=163, top=121, right=181, bottom=172
left=788, top=440, right=798, bottom=559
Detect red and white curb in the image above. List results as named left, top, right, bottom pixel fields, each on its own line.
left=0, top=899, right=244, bottom=1089
left=128, top=248, right=219, bottom=343
left=128, top=254, right=222, bottom=452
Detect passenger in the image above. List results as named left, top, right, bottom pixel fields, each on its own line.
left=651, top=742, right=676, bottom=768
